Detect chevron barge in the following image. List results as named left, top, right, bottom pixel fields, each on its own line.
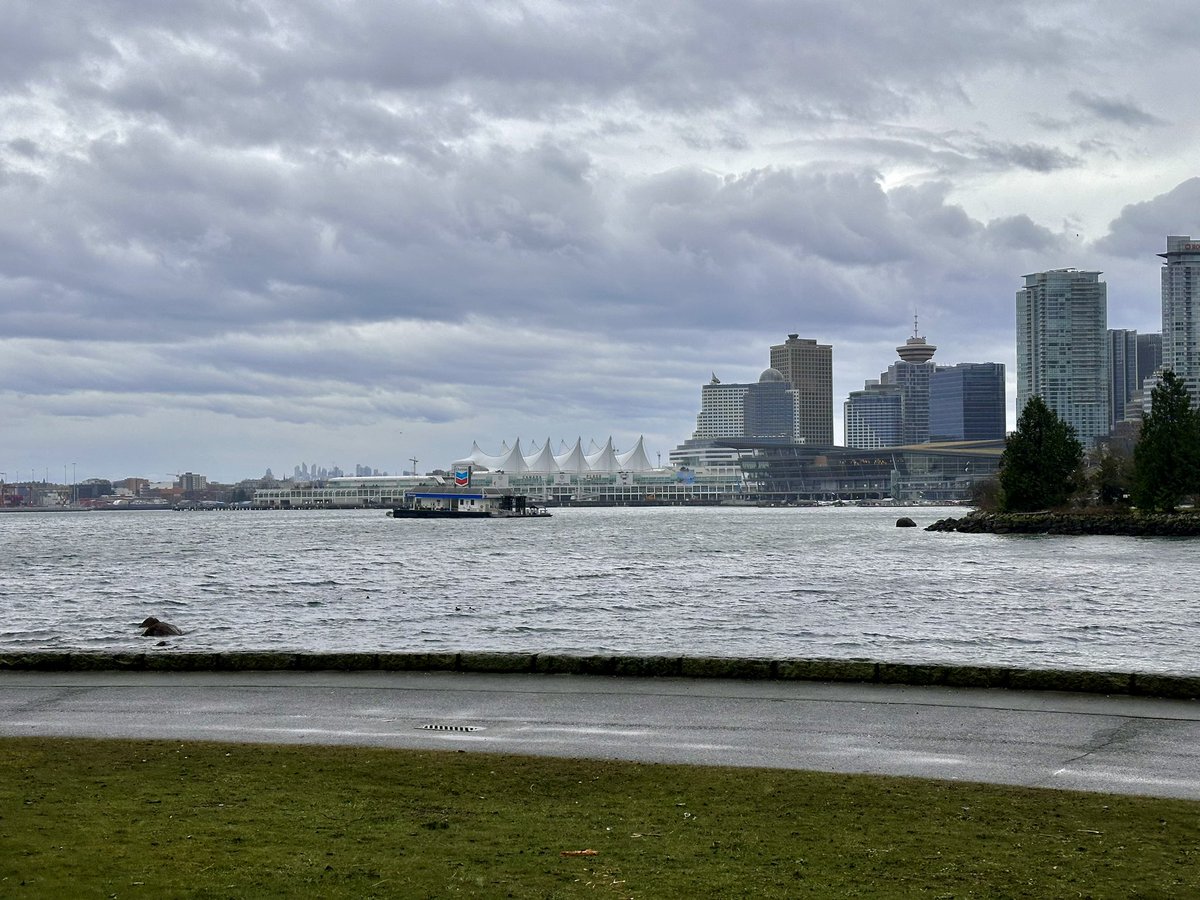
left=387, top=489, right=551, bottom=519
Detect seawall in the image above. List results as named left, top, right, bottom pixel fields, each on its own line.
left=2, top=651, right=1198, bottom=701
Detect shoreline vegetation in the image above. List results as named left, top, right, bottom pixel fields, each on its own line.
left=5, top=736, right=1198, bottom=897
left=926, top=509, right=1200, bottom=536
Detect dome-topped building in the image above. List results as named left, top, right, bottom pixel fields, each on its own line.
left=759, top=367, right=786, bottom=382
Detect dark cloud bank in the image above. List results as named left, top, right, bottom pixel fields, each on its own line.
left=1, top=1, right=1197, bottom=479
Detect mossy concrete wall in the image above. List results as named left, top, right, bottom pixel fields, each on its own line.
left=3, top=651, right=1200, bottom=700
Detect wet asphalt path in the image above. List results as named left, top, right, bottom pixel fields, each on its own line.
left=2, top=670, right=1200, bottom=799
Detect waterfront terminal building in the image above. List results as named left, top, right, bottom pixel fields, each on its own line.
left=731, top=439, right=1004, bottom=505
left=252, top=436, right=747, bottom=508
left=252, top=437, right=1002, bottom=509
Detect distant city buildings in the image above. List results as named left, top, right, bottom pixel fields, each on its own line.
left=11, top=234, right=1197, bottom=499
left=674, top=364, right=804, bottom=469
left=844, top=326, right=1005, bottom=449
left=294, top=462, right=344, bottom=481
left=1016, top=268, right=1110, bottom=446
left=1105, top=329, right=1163, bottom=426
left=288, top=462, right=389, bottom=481
left=177, top=472, right=208, bottom=492
left=674, top=333, right=834, bottom=468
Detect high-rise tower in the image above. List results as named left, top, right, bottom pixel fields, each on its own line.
left=929, top=362, right=1006, bottom=441
left=1160, top=235, right=1200, bottom=404
left=1108, top=329, right=1139, bottom=426
left=844, top=381, right=903, bottom=449
left=692, top=375, right=749, bottom=440
left=884, top=322, right=937, bottom=444
left=769, top=334, right=833, bottom=445
left=1136, top=332, right=1163, bottom=391
left=1016, top=269, right=1110, bottom=446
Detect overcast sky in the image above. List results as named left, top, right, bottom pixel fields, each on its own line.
left=3, top=1, right=1200, bottom=483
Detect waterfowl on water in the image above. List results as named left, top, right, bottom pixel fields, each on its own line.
left=138, top=616, right=184, bottom=637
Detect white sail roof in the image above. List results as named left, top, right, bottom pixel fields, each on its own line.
left=490, top=438, right=531, bottom=473
left=524, top=438, right=559, bottom=474
left=452, top=441, right=507, bottom=471
left=616, top=435, right=655, bottom=472
left=554, top=438, right=591, bottom=473
left=586, top=437, right=622, bottom=473
left=458, top=436, right=663, bottom=474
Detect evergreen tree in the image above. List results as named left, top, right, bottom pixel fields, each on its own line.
left=998, top=396, right=1084, bottom=512
left=1132, top=370, right=1200, bottom=512
left=1092, top=450, right=1132, bottom=507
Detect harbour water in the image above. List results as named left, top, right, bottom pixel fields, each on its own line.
left=1, top=506, right=1197, bottom=676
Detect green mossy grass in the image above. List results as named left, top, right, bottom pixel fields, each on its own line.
left=2, top=737, right=1198, bottom=897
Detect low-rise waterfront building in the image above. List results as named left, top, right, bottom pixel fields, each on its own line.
left=732, top=439, right=1004, bottom=504
left=252, top=468, right=747, bottom=508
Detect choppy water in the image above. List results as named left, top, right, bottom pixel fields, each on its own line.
left=1, top=506, right=1197, bottom=675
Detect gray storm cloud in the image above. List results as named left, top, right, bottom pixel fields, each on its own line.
left=1, top=0, right=1196, bottom=479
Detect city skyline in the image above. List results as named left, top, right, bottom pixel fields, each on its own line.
left=2, top=3, right=1198, bottom=482
left=0, top=246, right=1184, bottom=485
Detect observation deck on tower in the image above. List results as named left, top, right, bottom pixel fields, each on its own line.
left=896, top=317, right=936, bottom=363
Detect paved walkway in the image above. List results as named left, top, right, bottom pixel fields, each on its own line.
left=3, top=670, right=1200, bottom=799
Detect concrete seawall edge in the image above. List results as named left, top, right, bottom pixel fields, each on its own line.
left=2, top=651, right=1199, bottom=701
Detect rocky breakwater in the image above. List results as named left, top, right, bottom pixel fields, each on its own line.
left=926, top=511, right=1200, bottom=536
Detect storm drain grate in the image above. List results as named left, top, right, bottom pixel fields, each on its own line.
left=417, top=723, right=483, bottom=733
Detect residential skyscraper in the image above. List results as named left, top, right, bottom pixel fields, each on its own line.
left=929, top=363, right=1006, bottom=441
left=1136, top=332, right=1162, bottom=389
left=1160, top=235, right=1200, bottom=403
left=1108, top=328, right=1139, bottom=426
left=769, top=334, right=834, bottom=445
left=1016, top=268, right=1110, bottom=446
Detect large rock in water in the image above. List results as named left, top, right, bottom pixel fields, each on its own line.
left=895, top=516, right=917, bottom=528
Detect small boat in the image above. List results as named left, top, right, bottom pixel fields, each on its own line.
left=388, top=489, right=551, bottom=519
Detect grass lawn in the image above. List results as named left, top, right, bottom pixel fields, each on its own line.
left=2, top=736, right=1198, bottom=897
